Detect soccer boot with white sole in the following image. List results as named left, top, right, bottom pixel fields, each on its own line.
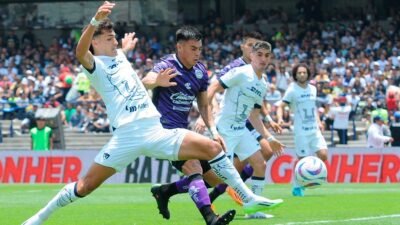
left=209, top=209, right=236, bottom=225
left=226, top=187, right=243, bottom=206
left=243, top=195, right=283, bottom=214
left=244, top=212, right=274, bottom=219
left=151, top=185, right=171, bottom=219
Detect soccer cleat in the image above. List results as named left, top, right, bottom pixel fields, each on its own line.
left=292, top=187, right=304, bottom=197
left=151, top=185, right=171, bottom=219
left=21, top=215, right=44, bottom=225
left=243, top=196, right=283, bottom=214
left=209, top=209, right=236, bottom=225
left=226, top=187, right=243, bottom=206
left=244, top=212, right=274, bottom=219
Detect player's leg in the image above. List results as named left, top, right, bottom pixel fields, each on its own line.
left=152, top=160, right=234, bottom=225
left=209, top=156, right=245, bottom=204
left=178, top=130, right=283, bottom=214
left=23, top=123, right=148, bottom=225
left=22, top=163, right=116, bottom=225
left=292, top=135, right=309, bottom=197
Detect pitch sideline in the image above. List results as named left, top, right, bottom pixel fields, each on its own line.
left=273, top=214, right=400, bottom=225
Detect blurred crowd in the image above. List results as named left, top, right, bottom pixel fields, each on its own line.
left=0, top=3, right=400, bottom=146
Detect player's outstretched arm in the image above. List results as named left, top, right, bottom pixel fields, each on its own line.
left=121, top=32, right=138, bottom=55
left=76, top=1, right=115, bottom=69
left=142, top=69, right=177, bottom=89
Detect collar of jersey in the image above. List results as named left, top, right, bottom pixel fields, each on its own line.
left=173, top=54, right=193, bottom=71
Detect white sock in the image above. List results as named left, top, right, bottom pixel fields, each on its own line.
left=36, top=182, right=82, bottom=221
left=250, top=177, right=265, bottom=196
left=208, top=152, right=255, bottom=203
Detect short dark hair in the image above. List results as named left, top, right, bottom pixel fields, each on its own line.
left=82, top=18, right=114, bottom=53
left=292, top=63, right=312, bottom=81
left=251, top=41, right=271, bottom=52
left=176, top=26, right=202, bottom=43
left=243, top=31, right=263, bottom=42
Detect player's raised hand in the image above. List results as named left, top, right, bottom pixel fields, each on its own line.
left=94, top=1, right=116, bottom=21
left=269, top=138, right=285, bottom=157
left=268, top=120, right=283, bottom=134
left=121, top=32, right=139, bottom=52
left=156, top=68, right=178, bottom=87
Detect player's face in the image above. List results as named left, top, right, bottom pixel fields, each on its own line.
left=177, top=39, right=202, bottom=68
left=250, top=48, right=271, bottom=71
left=92, top=30, right=118, bottom=56
left=296, top=66, right=309, bottom=84
left=241, top=38, right=260, bottom=62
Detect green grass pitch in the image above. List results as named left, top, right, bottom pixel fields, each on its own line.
left=1, top=183, right=399, bottom=225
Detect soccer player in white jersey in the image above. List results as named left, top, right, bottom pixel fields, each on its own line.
left=276, top=63, right=328, bottom=197
left=22, top=2, right=282, bottom=225
left=208, top=41, right=285, bottom=215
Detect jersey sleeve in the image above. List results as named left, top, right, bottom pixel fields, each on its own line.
left=82, top=57, right=101, bottom=76
left=151, top=61, right=170, bottom=74
left=282, top=85, right=294, bottom=104
left=218, top=68, right=242, bottom=89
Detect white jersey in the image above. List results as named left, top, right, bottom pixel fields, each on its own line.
left=216, top=64, right=267, bottom=136
left=282, top=82, right=319, bottom=136
left=83, top=49, right=160, bottom=129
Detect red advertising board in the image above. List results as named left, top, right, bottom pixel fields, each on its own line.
left=0, top=148, right=399, bottom=184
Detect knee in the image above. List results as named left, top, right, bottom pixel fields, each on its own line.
left=206, top=141, right=222, bottom=159
left=182, top=160, right=203, bottom=175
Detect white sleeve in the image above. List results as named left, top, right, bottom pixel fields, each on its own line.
left=218, top=68, right=242, bottom=89
left=282, top=86, right=293, bottom=104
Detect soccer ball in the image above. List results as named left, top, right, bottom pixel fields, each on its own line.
left=295, top=156, right=327, bottom=189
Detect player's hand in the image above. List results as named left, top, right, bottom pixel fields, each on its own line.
left=267, top=120, right=283, bottom=134
left=121, top=32, right=138, bottom=52
left=212, top=133, right=227, bottom=152
left=156, top=68, right=178, bottom=87
left=269, top=139, right=285, bottom=157
left=95, top=1, right=116, bottom=21
left=194, top=117, right=206, bottom=134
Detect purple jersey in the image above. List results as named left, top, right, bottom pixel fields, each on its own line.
left=152, top=54, right=209, bottom=129
left=217, top=57, right=246, bottom=78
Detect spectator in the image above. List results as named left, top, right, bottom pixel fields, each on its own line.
left=329, top=96, right=351, bottom=144
left=265, top=84, right=282, bottom=106
left=30, top=116, right=53, bottom=151
left=367, top=116, right=393, bottom=148
left=371, top=101, right=388, bottom=123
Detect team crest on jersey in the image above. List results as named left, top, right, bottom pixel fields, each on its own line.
left=195, top=69, right=203, bottom=79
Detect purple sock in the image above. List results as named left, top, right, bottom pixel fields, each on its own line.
left=175, top=176, right=190, bottom=193
left=240, top=164, right=254, bottom=182
left=188, top=178, right=211, bottom=209
left=215, top=184, right=228, bottom=193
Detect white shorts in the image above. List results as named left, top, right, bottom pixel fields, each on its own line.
left=220, top=129, right=260, bottom=161
left=94, top=118, right=188, bottom=171
left=294, top=132, right=327, bottom=157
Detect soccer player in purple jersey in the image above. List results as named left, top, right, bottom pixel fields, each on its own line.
left=207, top=32, right=283, bottom=219
left=142, top=26, right=235, bottom=225
left=22, top=3, right=282, bottom=225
